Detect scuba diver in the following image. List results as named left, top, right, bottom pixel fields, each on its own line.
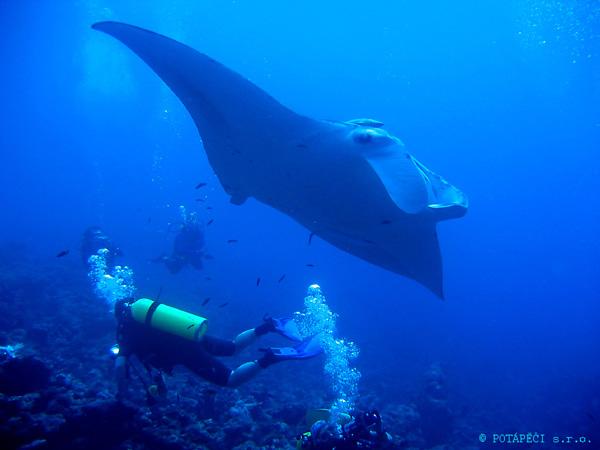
left=297, top=409, right=393, bottom=449
left=113, top=297, right=322, bottom=401
left=154, top=207, right=207, bottom=274
left=81, top=226, right=122, bottom=267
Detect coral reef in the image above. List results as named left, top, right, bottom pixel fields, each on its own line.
left=0, top=243, right=479, bottom=449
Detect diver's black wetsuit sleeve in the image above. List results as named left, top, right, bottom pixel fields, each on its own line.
left=201, top=335, right=236, bottom=356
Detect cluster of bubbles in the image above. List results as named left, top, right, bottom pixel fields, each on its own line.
left=179, top=204, right=198, bottom=225
left=88, top=248, right=136, bottom=311
left=516, top=0, right=599, bottom=63
left=294, top=284, right=361, bottom=421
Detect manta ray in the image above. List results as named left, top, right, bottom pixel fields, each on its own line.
left=92, top=22, right=467, bottom=298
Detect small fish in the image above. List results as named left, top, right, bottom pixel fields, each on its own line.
left=256, top=277, right=261, bottom=286
left=156, top=286, right=163, bottom=301
left=56, top=250, right=69, bottom=258
left=206, top=206, right=213, bottom=210
left=218, top=302, right=229, bottom=308
left=204, top=276, right=212, bottom=281
left=186, top=324, right=195, bottom=330
left=278, top=274, right=286, bottom=283
left=296, top=143, right=308, bottom=149
left=147, top=217, right=152, bottom=223
left=305, top=263, right=315, bottom=267
left=205, top=389, right=217, bottom=397
left=227, top=239, right=238, bottom=243
left=308, top=232, right=315, bottom=245
left=202, top=297, right=211, bottom=306
left=380, top=219, right=392, bottom=225
left=207, top=219, right=214, bottom=226
left=195, top=198, right=205, bottom=202
left=195, top=182, right=207, bottom=189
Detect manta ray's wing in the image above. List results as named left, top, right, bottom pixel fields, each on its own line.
left=315, top=220, right=444, bottom=298
left=92, top=21, right=318, bottom=204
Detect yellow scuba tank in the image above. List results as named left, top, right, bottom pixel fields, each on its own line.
left=130, top=298, right=208, bottom=341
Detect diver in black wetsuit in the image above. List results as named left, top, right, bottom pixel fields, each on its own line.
left=113, top=298, right=322, bottom=401
left=81, top=226, right=122, bottom=268
left=165, top=220, right=205, bottom=273
left=154, top=209, right=206, bottom=274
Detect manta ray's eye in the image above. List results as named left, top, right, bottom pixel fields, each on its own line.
left=353, top=128, right=376, bottom=144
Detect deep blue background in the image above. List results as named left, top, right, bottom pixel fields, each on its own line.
left=1, top=0, right=598, bottom=437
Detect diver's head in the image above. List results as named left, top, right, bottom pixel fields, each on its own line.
left=81, top=226, right=111, bottom=260
left=82, top=226, right=123, bottom=267
left=83, top=226, right=106, bottom=239
left=114, top=298, right=133, bottom=320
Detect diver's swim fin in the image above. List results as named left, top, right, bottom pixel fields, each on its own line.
left=272, top=317, right=302, bottom=342
left=293, top=334, right=324, bottom=358
left=258, top=335, right=323, bottom=367
left=256, top=316, right=302, bottom=341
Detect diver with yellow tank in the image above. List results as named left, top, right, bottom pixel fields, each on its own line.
left=113, top=297, right=323, bottom=401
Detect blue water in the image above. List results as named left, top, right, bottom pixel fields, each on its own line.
left=1, top=0, right=598, bottom=445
